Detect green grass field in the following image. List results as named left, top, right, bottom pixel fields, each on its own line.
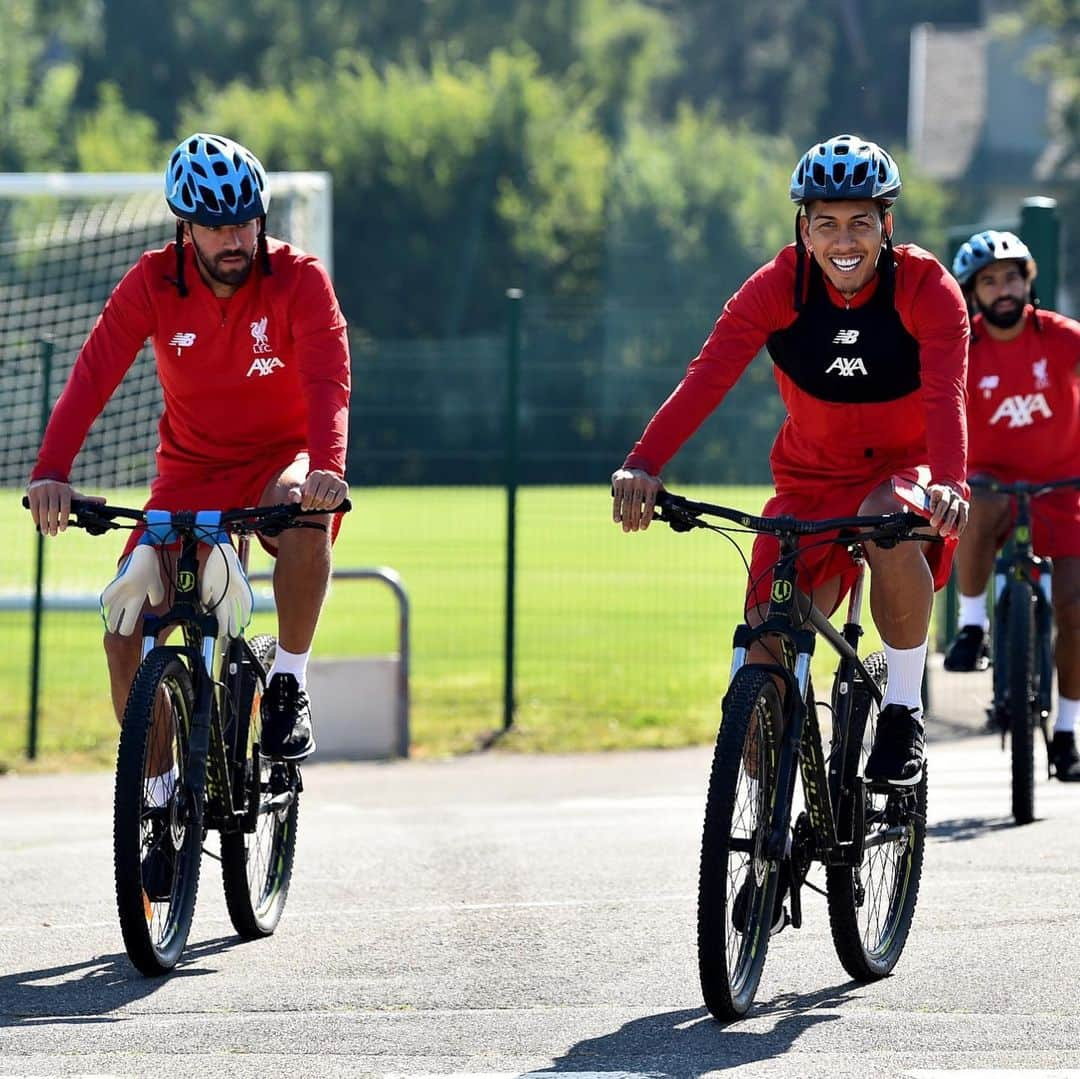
left=0, top=484, right=910, bottom=772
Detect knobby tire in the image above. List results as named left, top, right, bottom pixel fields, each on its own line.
left=113, top=648, right=202, bottom=976
left=220, top=635, right=300, bottom=938
left=698, top=667, right=783, bottom=1020
left=826, top=651, right=927, bottom=980
left=1006, top=581, right=1037, bottom=825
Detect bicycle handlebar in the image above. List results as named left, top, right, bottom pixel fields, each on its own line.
left=654, top=490, right=934, bottom=543
left=968, top=475, right=1080, bottom=497
left=22, top=496, right=352, bottom=537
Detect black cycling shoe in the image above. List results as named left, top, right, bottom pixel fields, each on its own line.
left=1049, top=732, right=1080, bottom=782
left=142, top=810, right=175, bottom=902
left=261, top=673, right=316, bottom=760
left=864, top=705, right=926, bottom=787
left=943, top=625, right=991, bottom=672
left=732, top=859, right=790, bottom=936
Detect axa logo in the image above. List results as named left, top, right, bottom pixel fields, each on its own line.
left=1032, top=358, right=1050, bottom=390
left=826, top=356, right=868, bottom=377
left=246, top=356, right=285, bottom=378
left=832, top=329, right=860, bottom=345
left=989, top=393, right=1053, bottom=428
left=250, top=316, right=271, bottom=354
left=169, top=331, right=196, bottom=354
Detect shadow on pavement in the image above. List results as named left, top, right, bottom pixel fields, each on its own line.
left=543, top=981, right=861, bottom=1075
left=926, top=815, right=1017, bottom=842
left=0, top=935, right=237, bottom=1026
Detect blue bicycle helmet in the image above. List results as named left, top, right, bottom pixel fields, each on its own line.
left=790, top=134, right=902, bottom=206
left=952, top=230, right=1033, bottom=287
left=164, top=133, right=270, bottom=225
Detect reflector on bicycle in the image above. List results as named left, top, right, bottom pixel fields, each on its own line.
left=891, top=474, right=932, bottom=518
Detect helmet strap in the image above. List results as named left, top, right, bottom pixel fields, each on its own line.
left=174, top=221, right=189, bottom=298
left=257, top=216, right=272, bottom=277
left=792, top=210, right=807, bottom=311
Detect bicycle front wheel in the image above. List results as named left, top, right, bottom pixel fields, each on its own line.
left=827, top=651, right=927, bottom=981
left=221, top=635, right=299, bottom=938
left=698, top=667, right=783, bottom=1020
left=113, top=648, right=203, bottom=975
left=1005, top=581, right=1037, bottom=825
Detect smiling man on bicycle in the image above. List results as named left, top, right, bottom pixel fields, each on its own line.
left=943, top=230, right=1080, bottom=781
left=25, top=132, right=350, bottom=764
left=612, top=134, right=970, bottom=788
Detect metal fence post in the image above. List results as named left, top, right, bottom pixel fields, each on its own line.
left=28, top=338, right=55, bottom=759
left=1019, top=196, right=1059, bottom=312
left=503, top=288, right=523, bottom=732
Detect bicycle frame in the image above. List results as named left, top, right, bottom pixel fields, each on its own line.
left=730, top=534, right=881, bottom=872
left=137, top=513, right=258, bottom=834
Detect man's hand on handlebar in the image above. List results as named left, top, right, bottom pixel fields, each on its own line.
left=25, top=479, right=105, bottom=537
left=925, top=482, right=968, bottom=539
left=611, top=468, right=663, bottom=532
left=288, top=470, right=350, bottom=513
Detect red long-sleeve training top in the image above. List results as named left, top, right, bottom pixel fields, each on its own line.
left=623, top=243, right=969, bottom=491
left=31, top=237, right=350, bottom=484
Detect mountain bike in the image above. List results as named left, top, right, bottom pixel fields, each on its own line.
left=24, top=495, right=349, bottom=975
left=970, top=475, right=1080, bottom=825
left=653, top=487, right=934, bottom=1020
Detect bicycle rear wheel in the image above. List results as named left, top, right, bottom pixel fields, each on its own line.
left=1005, top=581, right=1037, bottom=825
left=113, top=648, right=202, bottom=975
left=698, top=667, right=783, bottom=1020
left=221, top=635, right=300, bottom=938
left=827, top=651, right=927, bottom=980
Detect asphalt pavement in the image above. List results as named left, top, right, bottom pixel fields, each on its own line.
left=2, top=662, right=1080, bottom=1078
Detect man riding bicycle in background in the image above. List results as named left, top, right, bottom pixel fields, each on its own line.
left=25, top=132, right=351, bottom=766
left=612, top=133, right=970, bottom=789
left=942, top=230, right=1080, bottom=782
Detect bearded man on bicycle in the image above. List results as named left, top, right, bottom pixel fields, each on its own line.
left=612, top=134, right=970, bottom=788
left=942, top=230, right=1080, bottom=781
left=26, top=132, right=350, bottom=764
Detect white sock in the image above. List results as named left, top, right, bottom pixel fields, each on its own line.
left=881, top=640, right=928, bottom=723
left=145, top=765, right=178, bottom=808
left=268, top=645, right=311, bottom=690
left=1054, top=696, right=1080, bottom=736
left=958, top=592, right=989, bottom=632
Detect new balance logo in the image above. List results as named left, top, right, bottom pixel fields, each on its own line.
left=169, top=332, right=196, bottom=353
left=246, top=356, right=284, bottom=378
left=832, top=329, right=860, bottom=345
left=250, top=316, right=271, bottom=353
left=826, top=356, right=868, bottom=377
left=989, top=393, right=1052, bottom=428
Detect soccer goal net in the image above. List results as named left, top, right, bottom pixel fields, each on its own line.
left=0, top=171, right=332, bottom=491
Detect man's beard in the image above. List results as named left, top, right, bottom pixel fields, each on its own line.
left=191, top=237, right=254, bottom=286
left=976, top=295, right=1025, bottom=329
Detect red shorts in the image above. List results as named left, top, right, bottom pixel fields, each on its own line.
left=119, top=453, right=344, bottom=559
left=998, top=486, right=1080, bottom=559
left=746, top=465, right=956, bottom=616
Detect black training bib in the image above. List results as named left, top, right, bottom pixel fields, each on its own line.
left=766, top=261, right=920, bottom=403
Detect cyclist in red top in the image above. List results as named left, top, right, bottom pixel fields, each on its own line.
left=26, top=133, right=351, bottom=763
left=612, top=134, right=970, bottom=788
left=942, top=230, right=1080, bottom=781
